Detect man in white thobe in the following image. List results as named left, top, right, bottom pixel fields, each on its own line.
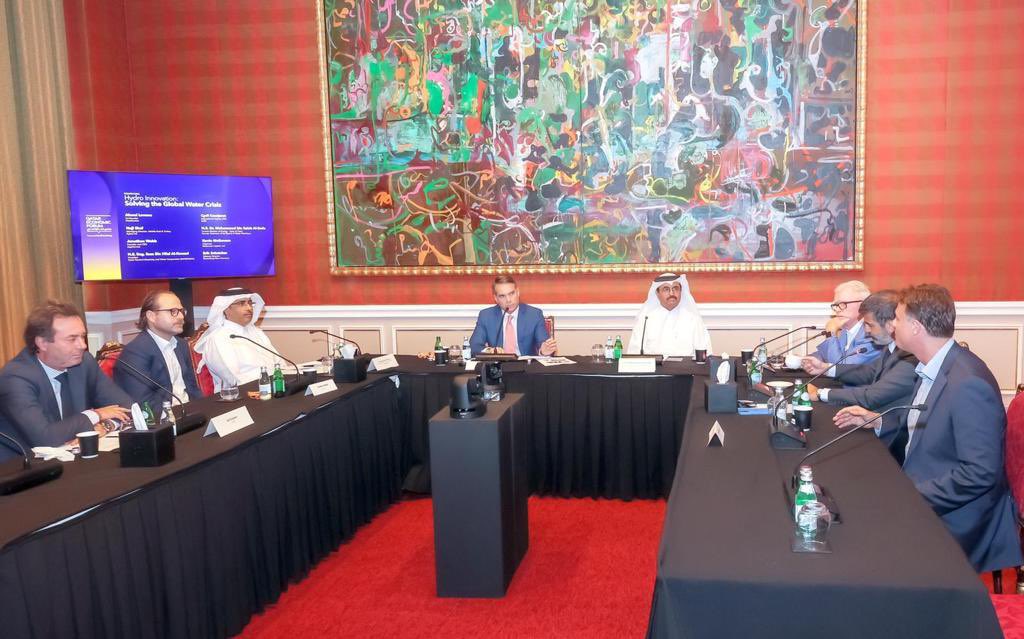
left=193, top=287, right=282, bottom=391
left=626, top=273, right=712, bottom=357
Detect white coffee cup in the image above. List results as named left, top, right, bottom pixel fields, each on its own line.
left=785, top=354, right=803, bottom=370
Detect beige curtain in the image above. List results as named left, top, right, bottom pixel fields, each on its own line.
left=0, top=0, right=80, bottom=361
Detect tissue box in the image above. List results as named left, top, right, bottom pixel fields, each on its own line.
left=333, top=355, right=370, bottom=383
left=120, top=424, right=175, bottom=467
left=704, top=380, right=738, bottom=414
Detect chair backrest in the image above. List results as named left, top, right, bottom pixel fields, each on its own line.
left=96, top=341, right=124, bottom=379
left=186, top=323, right=215, bottom=396
left=1004, top=390, right=1024, bottom=515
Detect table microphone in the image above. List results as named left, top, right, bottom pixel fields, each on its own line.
left=639, top=316, right=649, bottom=356
left=101, top=353, right=207, bottom=436
left=784, top=347, right=868, bottom=403
left=308, top=329, right=362, bottom=356
left=229, top=334, right=312, bottom=395
left=0, top=431, right=63, bottom=495
left=790, top=403, right=927, bottom=489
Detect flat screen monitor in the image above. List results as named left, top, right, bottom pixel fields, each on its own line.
left=68, top=170, right=275, bottom=281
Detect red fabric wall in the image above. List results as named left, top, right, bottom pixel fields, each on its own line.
left=64, top=0, right=1024, bottom=310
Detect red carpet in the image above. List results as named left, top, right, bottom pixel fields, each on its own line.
left=240, top=497, right=666, bottom=638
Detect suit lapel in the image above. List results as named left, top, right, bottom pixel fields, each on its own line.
left=904, top=346, right=959, bottom=461
left=28, top=356, right=62, bottom=422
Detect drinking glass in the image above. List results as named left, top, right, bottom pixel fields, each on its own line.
left=220, top=384, right=240, bottom=401
left=591, top=344, right=604, bottom=363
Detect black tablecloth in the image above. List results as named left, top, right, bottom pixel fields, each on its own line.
left=0, top=378, right=407, bottom=639
left=647, top=380, right=1003, bottom=639
left=386, top=356, right=695, bottom=498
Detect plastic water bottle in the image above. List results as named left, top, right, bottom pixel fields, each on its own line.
left=755, top=337, right=768, bottom=366
left=604, top=336, right=614, bottom=361
left=160, top=401, right=176, bottom=427
left=259, top=366, right=272, bottom=401
left=461, top=336, right=471, bottom=361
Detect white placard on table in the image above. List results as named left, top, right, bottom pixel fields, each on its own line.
left=617, top=357, right=657, bottom=374
left=368, top=354, right=399, bottom=371
left=305, top=379, right=339, bottom=396
left=204, top=406, right=255, bottom=438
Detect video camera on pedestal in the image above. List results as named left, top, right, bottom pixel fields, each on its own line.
left=476, top=352, right=517, bottom=401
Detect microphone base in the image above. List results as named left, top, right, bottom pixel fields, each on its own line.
left=174, top=412, right=208, bottom=437
left=285, top=377, right=314, bottom=396
left=0, top=459, right=63, bottom=495
left=769, top=421, right=807, bottom=449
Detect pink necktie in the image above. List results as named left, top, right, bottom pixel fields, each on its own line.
left=503, top=314, right=516, bottom=354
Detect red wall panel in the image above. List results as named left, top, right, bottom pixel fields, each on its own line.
left=65, top=1, right=1024, bottom=310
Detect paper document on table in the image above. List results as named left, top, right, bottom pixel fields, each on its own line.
left=32, top=446, right=75, bottom=462
left=99, top=434, right=120, bottom=452
left=536, top=357, right=576, bottom=366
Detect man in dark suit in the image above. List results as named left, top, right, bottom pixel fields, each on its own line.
left=836, top=285, right=1021, bottom=573
left=469, top=275, right=557, bottom=356
left=804, top=290, right=919, bottom=450
left=114, top=290, right=203, bottom=410
left=0, top=301, right=131, bottom=462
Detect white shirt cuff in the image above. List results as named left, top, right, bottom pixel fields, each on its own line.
left=818, top=388, right=830, bottom=402
left=82, top=410, right=99, bottom=425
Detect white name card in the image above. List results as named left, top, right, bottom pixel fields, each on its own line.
left=707, top=421, right=726, bottom=447
left=204, top=406, right=254, bottom=438
left=617, top=357, right=656, bottom=374
left=368, top=354, right=399, bottom=371
left=305, top=379, right=338, bottom=396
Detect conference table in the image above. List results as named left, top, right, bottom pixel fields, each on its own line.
left=0, top=355, right=1003, bottom=638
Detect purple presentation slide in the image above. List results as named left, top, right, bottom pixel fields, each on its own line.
left=68, top=170, right=275, bottom=281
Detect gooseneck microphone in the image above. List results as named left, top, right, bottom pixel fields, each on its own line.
left=229, top=334, right=300, bottom=378
left=771, top=331, right=829, bottom=359
left=308, top=329, right=362, bottom=356
left=749, top=326, right=819, bottom=352
left=102, top=352, right=207, bottom=436
left=229, top=334, right=312, bottom=396
left=639, top=316, right=649, bottom=356
left=0, top=431, right=63, bottom=495
left=784, top=347, right=868, bottom=403
left=791, top=403, right=927, bottom=488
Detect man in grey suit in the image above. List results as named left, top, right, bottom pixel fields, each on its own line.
left=835, top=285, right=1021, bottom=573
left=0, top=301, right=131, bottom=462
left=803, top=290, right=919, bottom=451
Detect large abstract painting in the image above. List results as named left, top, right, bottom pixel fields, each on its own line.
left=321, top=0, right=864, bottom=274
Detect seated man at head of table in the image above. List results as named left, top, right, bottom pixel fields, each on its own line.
left=802, top=290, right=919, bottom=452
left=193, top=287, right=283, bottom=391
left=626, top=273, right=712, bottom=357
left=834, top=284, right=1022, bottom=573
left=114, top=290, right=204, bottom=410
left=811, top=280, right=883, bottom=368
left=469, top=275, right=557, bottom=356
left=0, top=301, right=131, bottom=462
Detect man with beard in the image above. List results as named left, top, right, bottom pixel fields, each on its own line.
left=114, top=290, right=204, bottom=409
left=193, top=287, right=284, bottom=391
left=803, top=290, right=919, bottom=453
left=625, top=273, right=712, bottom=357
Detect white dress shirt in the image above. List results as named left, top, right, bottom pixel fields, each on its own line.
left=148, top=330, right=190, bottom=403
left=37, top=358, right=98, bottom=425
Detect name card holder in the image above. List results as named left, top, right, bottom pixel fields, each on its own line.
left=305, top=379, right=339, bottom=396
left=204, top=406, right=255, bottom=438
left=617, top=357, right=657, bottom=374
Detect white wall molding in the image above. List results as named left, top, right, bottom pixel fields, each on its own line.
left=86, top=301, right=1024, bottom=395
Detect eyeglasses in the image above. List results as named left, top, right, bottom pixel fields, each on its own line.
left=830, top=300, right=864, bottom=312
left=229, top=299, right=255, bottom=308
left=153, top=308, right=187, bottom=317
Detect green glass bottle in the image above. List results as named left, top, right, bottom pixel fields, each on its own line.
left=793, top=465, right=817, bottom=520
left=141, top=401, right=156, bottom=427
left=613, top=335, right=623, bottom=360
left=272, top=363, right=286, bottom=398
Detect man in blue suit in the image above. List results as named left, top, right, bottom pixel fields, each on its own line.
left=469, top=275, right=557, bottom=356
left=808, top=280, right=883, bottom=368
left=836, top=284, right=1022, bottom=573
left=114, top=290, right=204, bottom=410
left=0, top=301, right=131, bottom=462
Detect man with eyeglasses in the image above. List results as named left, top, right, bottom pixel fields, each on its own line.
left=805, top=280, right=882, bottom=370
left=114, top=290, right=204, bottom=409
left=193, top=287, right=282, bottom=390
